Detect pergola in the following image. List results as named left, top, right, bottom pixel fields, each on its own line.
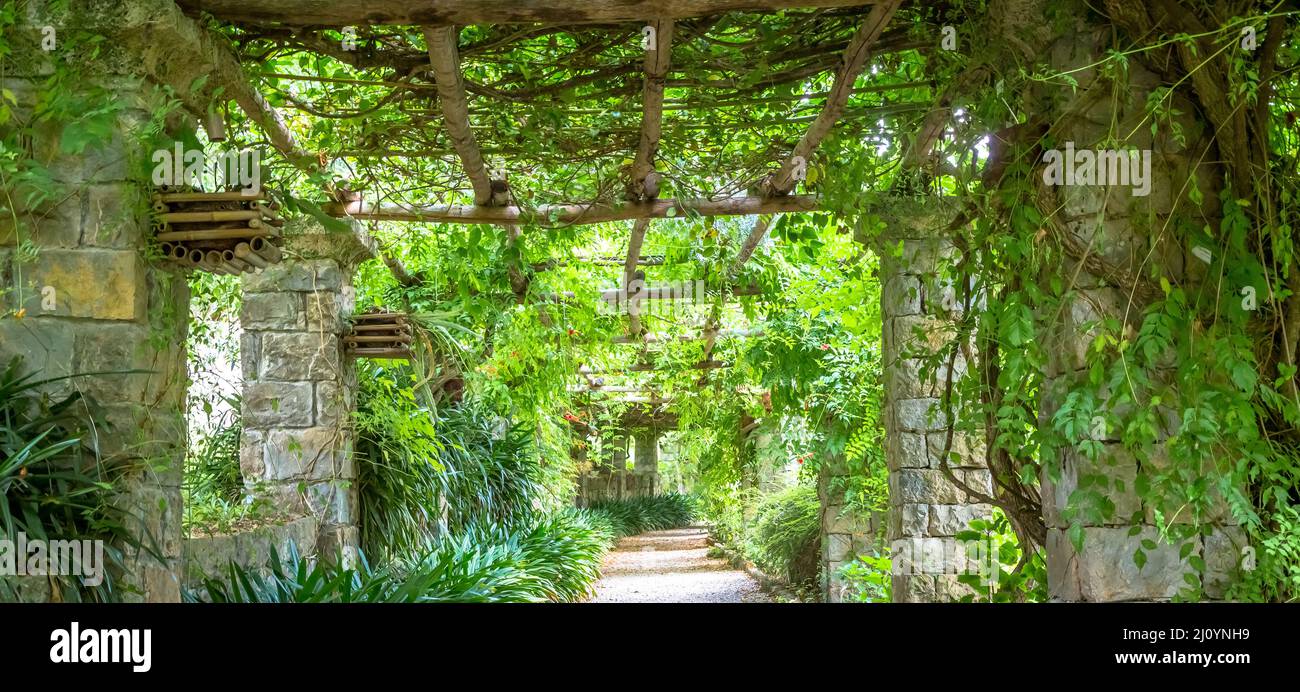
left=139, top=0, right=921, bottom=346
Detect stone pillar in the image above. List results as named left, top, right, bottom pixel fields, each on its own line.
left=605, top=430, right=629, bottom=472
left=881, top=203, right=993, bottom=602
left=239, top=217, right=369, bottom=561
left=1, top=10, right=188, bottom=601
left=819, top=453, right=883, bottom=602
left=1038, top=25, right=1241, bottom=601
left=634, top=430, right=658, bottom=478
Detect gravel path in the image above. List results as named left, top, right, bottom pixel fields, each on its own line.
left=587, top=526, right=772, bottom=603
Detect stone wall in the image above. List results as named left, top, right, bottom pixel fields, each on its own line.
left=1, top=6, right=188, bottom=601
left=576, top=469, right=656, bottom=506
left=880, top=204, right=993, bottom=602
left=818, top=453, right=884, bottom=602
left=633, top=429, right=660, bottom=477
left=1039, top=21, right=1242, bottom=601
left=604, top=429, right=629, bottom=471
left=182, top=516, right=318, bottom=590
left=239, top=218, right=368, bottom=562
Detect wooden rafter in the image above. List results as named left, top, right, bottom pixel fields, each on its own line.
left=628, top=19, right=674, bottom=203
left=762, top=0, right=901, bottom=196
left=624, top=19, right=675, bottom=339
left=326, top=194, right=820, bottom=226
left=175, top=1, right=883, bottom=26
left=424, top=25, right=496, bottom=206
left=699, top=0, right=901, bottom=368
left=424, top=25, right=530, bottom=297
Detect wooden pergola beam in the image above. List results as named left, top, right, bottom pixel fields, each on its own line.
left=175, top=1, right=882, bottom=26
left=425, top=25, right=531, bottom=298
left=628, top=19, right=674, bottom=202
left=424, top=26, right=496, bottom=206
left=579, top=360, right=728, bottom=374
left=624, top=19, right=674, bottom=338
left=763, top=0, right=901, bottom=195
left=326, top=194, right=820, bottom=226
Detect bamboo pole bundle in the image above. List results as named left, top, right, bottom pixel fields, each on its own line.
left=234, top=242, right=268, bottom=268
left=352, top=312, right=409, bottom=322
left=348, top=348, right=411, bottom=358
left=157, top=227, right=265, bottom=241
left=156, top=190, right=267, bottom=203
left=161, top=209, right=261, bottom=223
left=344, top=310, right=413, bottom=359
left=350, top=323, right=413, bottom=332
left=153, top=190, right=287, bottom=275
left=343, top=334, right=414, bottom=344
left=250, top=236, right=282, bottom=262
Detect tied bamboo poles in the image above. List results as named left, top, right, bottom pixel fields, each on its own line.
left=152, top=187, right=287, bottom=276
left=344, top=310, right=413, bottom=359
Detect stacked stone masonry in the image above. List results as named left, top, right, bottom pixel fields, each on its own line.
left=239, top=219, right=365, bottom=562
left=1, top=18, right=188, bottom=601
left=819, top=453, right=884, bottom=603
left=1039, top=22, right=1243, bottom=601
left=881, top=206, right=993, bottom=603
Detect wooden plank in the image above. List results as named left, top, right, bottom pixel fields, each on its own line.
left=345, top=335, right=414, bottom=344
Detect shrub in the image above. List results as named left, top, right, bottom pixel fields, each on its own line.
left=354, top=365, right=544, bottom=561
left=185, top=509, right=613, bottom=603
left=749, top=485, right=821, bottom=587
left=0, top=358, right=159, bottom=601
left=586, top=493, right=695, bottom=536
left=182, top=405, right=276, bottom=535
left=836, top=553, right=892, bottom=602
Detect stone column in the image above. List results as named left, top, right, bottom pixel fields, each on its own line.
left=1, top=9, right=188, bottom=601
left=606, top=430, right=629, bottom=472
left=1039, top=26, right=1241, bottom=601
left=881, top=203, right=993, bottom=602
left=239, top=217, right=369, bottom=561
left=634, top=429, right=658, bottom=481
left=819, top=453, right=884, bottom=602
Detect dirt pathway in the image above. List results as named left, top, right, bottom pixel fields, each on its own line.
left=587, top=526, right=772, bottom=603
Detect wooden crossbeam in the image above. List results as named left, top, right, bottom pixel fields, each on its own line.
left=176, top=1, right=882, bottom=26
left=762, top=0, right=902, bottom=196
left=628, top=19, right=673, bottom=203
left=424, top=26, right=496, bottom=206
left=326, top=195, right=819, bottom=226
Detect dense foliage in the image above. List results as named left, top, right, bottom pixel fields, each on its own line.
left=748, top=485, right=822, bottom=587
left=4, top=0, right=1300, bottom=605
left=186, top=494, right=693, bottom=603
left=0, top=358, right=158, bottom=601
